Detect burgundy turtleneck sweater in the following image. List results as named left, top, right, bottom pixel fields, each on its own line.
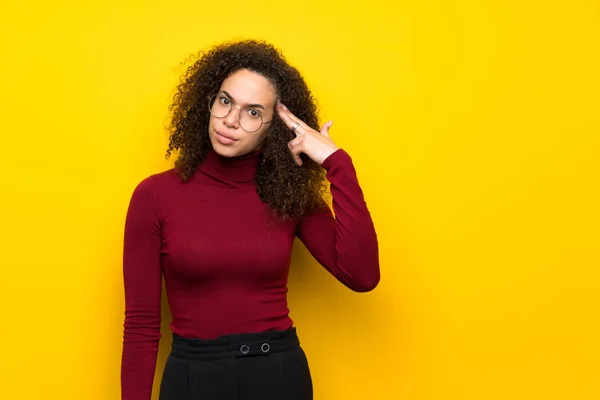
left=121, top=146, right=380, bottom=399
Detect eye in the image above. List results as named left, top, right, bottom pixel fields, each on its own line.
left=247, top=108, right=262, bottom=119
left=219, top=96, right=231, bottom=105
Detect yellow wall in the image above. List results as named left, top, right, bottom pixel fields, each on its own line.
left=1, top=0, right=599, bottom=399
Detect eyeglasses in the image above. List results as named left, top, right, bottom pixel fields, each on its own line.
left=208, top=93, right=273, bottom=133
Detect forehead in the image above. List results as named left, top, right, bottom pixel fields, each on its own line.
left=219, top=69, right=276, bottom=105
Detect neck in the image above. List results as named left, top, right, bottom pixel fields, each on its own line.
left=198, top=146, right=262, bottom=183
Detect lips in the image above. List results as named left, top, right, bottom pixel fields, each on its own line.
left=215, top=130, right=238, bottom=141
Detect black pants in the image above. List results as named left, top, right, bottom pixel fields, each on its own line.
left=159, top=327, right=313, bottom=400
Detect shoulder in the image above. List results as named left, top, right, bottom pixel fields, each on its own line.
left=133, top=168, right=180, bottom=190
left=126, top=169, right=182, bottom=220
left=129, top=168, right=180, bottom=201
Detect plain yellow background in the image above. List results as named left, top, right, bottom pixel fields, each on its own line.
left=1, top=0, right=599, bottom=399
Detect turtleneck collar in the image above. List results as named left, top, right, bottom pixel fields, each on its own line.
left=197, top=146, right=262, bottom=183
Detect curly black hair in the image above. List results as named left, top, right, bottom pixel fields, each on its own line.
left=165, top=39, right=330, bottom=221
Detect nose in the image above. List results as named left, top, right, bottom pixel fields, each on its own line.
left=223, top=105, right=241, bottom=128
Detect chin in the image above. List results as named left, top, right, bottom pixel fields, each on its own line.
left=210, top=138, right=241, bottom=157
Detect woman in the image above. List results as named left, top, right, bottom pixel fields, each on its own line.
left=121, top=39, right=380, bottom=400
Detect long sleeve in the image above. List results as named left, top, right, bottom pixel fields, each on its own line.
left=296, top=148, right=380, bottom=292
left=121, top=176, right=163, bottom=400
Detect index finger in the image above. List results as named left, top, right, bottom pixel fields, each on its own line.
left=276, top=103, right=308, bottom=136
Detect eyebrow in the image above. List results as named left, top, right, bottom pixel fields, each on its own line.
left=220, top=90, right=266, bottom=110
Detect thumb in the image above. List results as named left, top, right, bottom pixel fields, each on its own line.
left=320, top=120, right=333, bottom=136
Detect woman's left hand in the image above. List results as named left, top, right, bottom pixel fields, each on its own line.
left=276, top=100, right=340, bottom=167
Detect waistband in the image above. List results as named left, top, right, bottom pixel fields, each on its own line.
left=171, top=327, right=300, bottom=361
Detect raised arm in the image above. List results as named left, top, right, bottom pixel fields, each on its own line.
left=296, top=149, right=380, bottom=292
